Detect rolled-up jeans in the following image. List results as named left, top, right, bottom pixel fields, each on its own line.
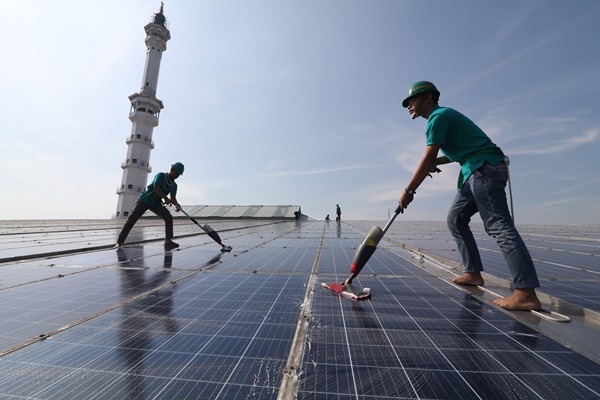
left=117, top=201, right=173, bottom=245
left=447, top=161, right=540, bottom=289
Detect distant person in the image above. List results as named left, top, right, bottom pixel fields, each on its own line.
left=336, top=204, right=341, bottom=221
left=397, top=81, right=541, bottom=311
left=325, top=214, right=330, bottom=221
left=115, top=162, right=185, bottom=249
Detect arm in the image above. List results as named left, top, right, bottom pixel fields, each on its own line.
left=153, top=183, right=172, bottom=205
left=399, top=144, right=441, bottom=211
left=434, top=155, right=451, bottom=171
left=170, top=194, right=181, bottom=212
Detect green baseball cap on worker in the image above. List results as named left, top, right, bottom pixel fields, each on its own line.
left=402, top=81, right=440, bottom=108
left=171, top=162, right=184, bottom=175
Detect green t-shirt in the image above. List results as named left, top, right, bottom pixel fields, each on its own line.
left=425, top=105, right=504, bottom=188
left=139, top=172, right=178, bottom=206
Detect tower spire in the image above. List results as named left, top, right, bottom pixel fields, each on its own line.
left=152, top=2, right=167, bottom=27
left=114, top=5, right=171, bottom=218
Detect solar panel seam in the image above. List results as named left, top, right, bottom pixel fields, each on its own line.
left=388, top=275, right=600, bottom=398
left=277, top=222, right=326, bottom=400
left=216, top=274, right=300, bottom=398
left=147, top=272, right=301, bottom=399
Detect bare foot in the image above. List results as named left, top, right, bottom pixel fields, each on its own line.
left=450, top=272, right=484, bottom=286
left=491, top=288, right=541, bottom=311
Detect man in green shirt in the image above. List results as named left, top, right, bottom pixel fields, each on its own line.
left=115, top=162, right=184, bottom=248
left=398, top=81, right=541, bottom=311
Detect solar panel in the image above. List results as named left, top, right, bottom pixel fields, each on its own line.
left=300, top=274, right=600, bottom=399
left=0, top=219, right=599, bottom=399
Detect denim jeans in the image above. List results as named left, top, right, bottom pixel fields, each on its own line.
left=447, top=161, right=540, bottom=289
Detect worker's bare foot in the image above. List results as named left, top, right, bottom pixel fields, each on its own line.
left=492, top=289, right=541, bottom=311
left=450, top=272, right=484, bottom=286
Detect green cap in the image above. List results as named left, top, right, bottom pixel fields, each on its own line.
left=171, top=162, right=184, bottom=175
left=402, top=81, right=440, bottom=108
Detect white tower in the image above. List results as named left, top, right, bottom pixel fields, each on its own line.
left=115, top=3, right=171, bottom=218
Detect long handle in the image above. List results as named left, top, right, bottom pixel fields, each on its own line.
left=382, top=205, right=402, bottom=235
left=344, top=204, right=402, bottom=285
left=180, top=209, right=200, bottom=226
left=181, top=209, right=226, bottom=247
left=180, top=209, right=190, bottom=218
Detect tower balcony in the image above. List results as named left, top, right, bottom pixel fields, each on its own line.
left=116, top=185, right=146, bottom=195
left=125, top=134, right=155, bottom=148
left=121, top=160, right=152, bottom=173
left=128, top=93, right=164, bottom=125
left=129, top=110, right=160, bottom=126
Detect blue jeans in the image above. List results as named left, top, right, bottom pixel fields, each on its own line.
left=447, top=161, right=540, bottom=289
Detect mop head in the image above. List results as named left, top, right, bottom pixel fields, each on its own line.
left=221, top=245, right=233, bottom=252
left=321, top=282, right=371, bottom=300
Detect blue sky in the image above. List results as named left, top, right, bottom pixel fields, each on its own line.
left=1, top=0, right=599, bottom=224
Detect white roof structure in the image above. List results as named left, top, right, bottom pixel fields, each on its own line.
left=155, top=205, right=303, bottom=219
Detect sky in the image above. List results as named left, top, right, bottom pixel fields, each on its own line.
left=1, top=0, right=599, bottom=224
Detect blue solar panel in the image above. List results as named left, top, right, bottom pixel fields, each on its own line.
left=301, top=274, right=600, bottom=399
left=1, top=219, right=599, bottom=399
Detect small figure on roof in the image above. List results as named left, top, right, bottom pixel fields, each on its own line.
left=336, top=204, right=341, bottom=221
left=114, top=162, right=184, bottom=249
left=325, top=214, right=330, bottom=221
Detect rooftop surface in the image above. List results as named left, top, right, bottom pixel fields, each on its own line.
left=0, top=218, right=599, bottom=399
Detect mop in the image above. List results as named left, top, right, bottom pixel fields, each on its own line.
left=322, top=205, right=402, bottom=299
left=180, top=209, right=233, bottom=252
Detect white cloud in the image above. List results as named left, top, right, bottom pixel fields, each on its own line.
left=260, top=164, right=378, bottom=178
left=510, top=128, right=598, bottom=155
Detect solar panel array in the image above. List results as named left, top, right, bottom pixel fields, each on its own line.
left=347, top=220, right=600, bottom=314
left=0, top=219, right=598, bottom=399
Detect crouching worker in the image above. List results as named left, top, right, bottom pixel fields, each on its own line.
left=398, top=81, right=541, bottom=311
left=115, top=162, right=185, bottom=249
